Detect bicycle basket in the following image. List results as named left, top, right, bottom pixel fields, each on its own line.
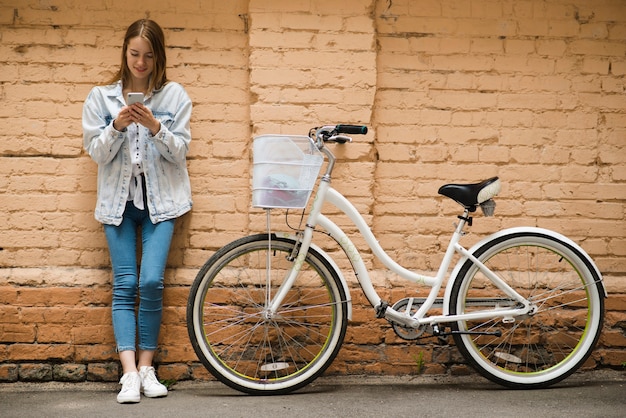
left=252, top=135, right=323, bottom=209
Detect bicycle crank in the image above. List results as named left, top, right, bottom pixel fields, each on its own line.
left=390, top=298, right=428, bottom=340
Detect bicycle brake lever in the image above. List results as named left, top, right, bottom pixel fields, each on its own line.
left=328, top=135, right=352, bottom=143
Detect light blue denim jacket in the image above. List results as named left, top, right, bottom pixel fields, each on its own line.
left=83, top=81, right=193, bottom=226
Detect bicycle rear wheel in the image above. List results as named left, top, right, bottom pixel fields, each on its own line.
left=187, top=234, right=348, bottom=395
left=449, top=231, right=604, bottom=389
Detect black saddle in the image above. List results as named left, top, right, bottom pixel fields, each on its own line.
left=438, top=177, right=500, bottom=211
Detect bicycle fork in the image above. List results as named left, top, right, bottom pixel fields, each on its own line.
left=262, top=209, right=310, bottom=319
left=266, top=225, right=316, bottom=316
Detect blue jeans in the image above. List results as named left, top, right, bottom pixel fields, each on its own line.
left=104, top=201, right=175, bottom=352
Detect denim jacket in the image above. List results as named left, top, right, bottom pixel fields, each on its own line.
left=83, top=81, right=193, bottom=226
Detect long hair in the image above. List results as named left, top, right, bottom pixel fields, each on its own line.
left=108, top=19, right=168, bottom=92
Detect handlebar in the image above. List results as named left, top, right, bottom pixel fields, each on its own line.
left=309, top=124, right=368, bottom=178
left=336, top=124, right=368, bottom=135
left=310, top=124, right=368, bottom=146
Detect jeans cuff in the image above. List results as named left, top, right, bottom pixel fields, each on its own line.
left=138, top=345, right=158, bottom=351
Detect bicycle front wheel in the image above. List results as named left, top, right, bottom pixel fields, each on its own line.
left=187, top=234, right=348, bottom=395
left=449, top=231, right=604, bottom=389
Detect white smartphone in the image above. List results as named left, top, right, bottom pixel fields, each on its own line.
left=126, top=92, right=144, bottom=105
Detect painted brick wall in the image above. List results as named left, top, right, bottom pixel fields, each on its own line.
left=0, top=0, right=624, bottom=382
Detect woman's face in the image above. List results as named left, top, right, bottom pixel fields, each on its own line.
left=126, top=36, right=154, bottom=84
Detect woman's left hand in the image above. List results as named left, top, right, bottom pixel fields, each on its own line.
left=129, top=103, right=161, bottom=136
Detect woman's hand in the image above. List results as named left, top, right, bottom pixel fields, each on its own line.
left=128, top=103, right=161, bottom=136
left=112, top=105, right=134, bottom=132
left=113, top=103, right=160, bottom=135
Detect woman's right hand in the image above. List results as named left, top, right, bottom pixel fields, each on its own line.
left=113, top=105, right=134, bottom=131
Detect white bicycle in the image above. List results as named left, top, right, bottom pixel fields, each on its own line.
left=187, top=124, right=606, bottom=395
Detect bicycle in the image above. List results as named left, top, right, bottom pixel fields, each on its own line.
left=187, top=124, right=606, bottom=395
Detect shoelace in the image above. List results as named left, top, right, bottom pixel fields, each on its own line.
left=120, top=373, right=140, bottom=391
left=143, top=370, right=158, bottom=384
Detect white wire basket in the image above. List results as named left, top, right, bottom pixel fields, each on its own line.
left=252, top=135, right=324, bottom=209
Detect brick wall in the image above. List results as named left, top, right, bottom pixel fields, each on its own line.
left=0, top=0, right=624, bottom=382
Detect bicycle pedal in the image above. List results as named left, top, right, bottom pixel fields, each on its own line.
left=375, top=301, right=388, bottom=318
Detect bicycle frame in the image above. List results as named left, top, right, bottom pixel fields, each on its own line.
left=268, top=176, right=533, bottom=330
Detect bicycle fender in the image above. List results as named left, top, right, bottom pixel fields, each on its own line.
left=275, top=231, right=353, bottom=320
left=443, top=226, right=607, bottom=315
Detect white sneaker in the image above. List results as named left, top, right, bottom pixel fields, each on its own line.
left=117, top=372, right=141, bottom=403
left=139, top=366, right=168, bottom=398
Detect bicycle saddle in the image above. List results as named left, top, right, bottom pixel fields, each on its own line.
left=438, top=177, right=501, bottom=211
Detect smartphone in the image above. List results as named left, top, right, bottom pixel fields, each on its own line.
left=126, top=92, right=144, bottom=105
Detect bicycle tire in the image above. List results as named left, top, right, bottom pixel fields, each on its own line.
left=187, top=234, right=348, bottom=395
left=449, top=231, right=604, bottom=389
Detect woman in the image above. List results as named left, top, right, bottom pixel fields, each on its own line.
left=82, top=19, right=192, bottom=403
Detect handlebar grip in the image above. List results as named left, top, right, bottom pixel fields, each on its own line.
left=336, top=124, right=368, bottom=135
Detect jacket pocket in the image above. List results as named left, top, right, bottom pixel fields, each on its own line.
left=154, top=112, right=175, bottom=129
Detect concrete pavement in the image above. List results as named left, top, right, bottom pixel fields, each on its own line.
left=1, top=370, right=624, bottom=418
